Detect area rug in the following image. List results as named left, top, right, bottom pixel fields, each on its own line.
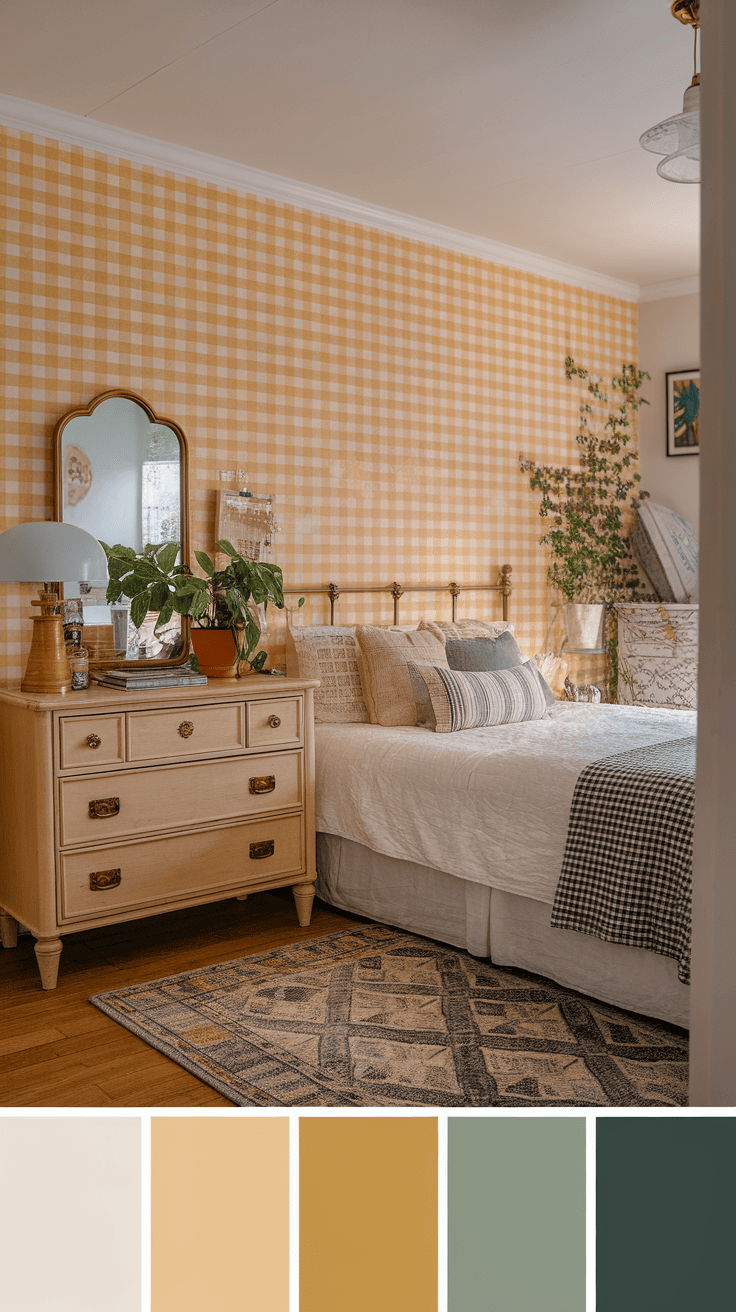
left=90, top=925, right=688, bottom=1107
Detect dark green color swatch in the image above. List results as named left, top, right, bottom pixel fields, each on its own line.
left=597, top=1118, right=736, bottom=1312
left=448, top=1117, right=585, bottom=1312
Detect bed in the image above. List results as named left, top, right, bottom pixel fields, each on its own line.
left=285, top=572, right=694, bottom=1030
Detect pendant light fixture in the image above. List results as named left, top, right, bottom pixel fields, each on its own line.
left=640, top=1, right=700, bottom=183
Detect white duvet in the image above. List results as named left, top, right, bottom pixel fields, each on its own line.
left=314, top=702, right=696, bottom=906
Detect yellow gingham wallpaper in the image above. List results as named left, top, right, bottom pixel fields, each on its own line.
left=0, top=125, right=637, bottom=681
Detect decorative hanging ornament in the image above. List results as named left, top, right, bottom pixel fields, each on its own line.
left=640, top=1, right=700, bottom=183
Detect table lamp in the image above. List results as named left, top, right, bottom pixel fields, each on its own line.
left=0, top=522, right=108, bottom=693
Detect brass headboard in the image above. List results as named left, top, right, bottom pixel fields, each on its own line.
left=284, top=564, right=512, bottom=625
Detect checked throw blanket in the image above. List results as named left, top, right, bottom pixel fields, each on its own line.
left=551, top=736, right=696, bottom=984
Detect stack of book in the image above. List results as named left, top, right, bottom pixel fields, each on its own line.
left=93, top=666, right=208, bottom=691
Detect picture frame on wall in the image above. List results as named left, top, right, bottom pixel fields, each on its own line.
left=666, top=368, right=700, bottom=456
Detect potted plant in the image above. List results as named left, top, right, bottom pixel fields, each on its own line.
left=520, top=357, right=652, bottom=669
left=102, top=538, right=293, bottom=677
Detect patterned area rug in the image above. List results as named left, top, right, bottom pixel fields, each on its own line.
left=90, top=925, right=688, bottom=1107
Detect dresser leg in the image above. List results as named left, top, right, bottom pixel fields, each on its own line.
left=292, top=882, right=316, bottom=927
left=34, top=937, right=63, bottom=989
left=0, top=908, right=19, bottom=949
left=235, top=894, right=249, bottom=902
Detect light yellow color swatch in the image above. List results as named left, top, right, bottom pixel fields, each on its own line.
left=152, top=1116, right=289, bottom=1312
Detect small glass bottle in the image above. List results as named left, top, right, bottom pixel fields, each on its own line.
left=69, top=646, right=89, bottom=691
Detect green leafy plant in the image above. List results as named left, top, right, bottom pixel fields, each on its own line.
left=673, top=378, right=699, bottom=448
left=102, top=539, right=300, bottom=674
left=519, top=358, right=652, bottom=605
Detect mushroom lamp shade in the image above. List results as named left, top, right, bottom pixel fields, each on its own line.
left=640, top=0, right=701, bottom=183
left=0, top=522, right=108, bottom=693
left=640, top=82, right=700, bottom=183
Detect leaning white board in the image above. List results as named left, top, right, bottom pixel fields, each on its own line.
left=633, top=500, right=699, bottom=602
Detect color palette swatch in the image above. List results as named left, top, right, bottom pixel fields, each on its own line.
left=0, top=1117, right=141, bottom=1312
left=449, top=1117, right=586, bottom=1312
left=5, top=1112, right=734, bottom=1312
left=300, top=1116, right=438, bottom=1312
left=151, top=1117, right=289, bottom=1312
left=597, top=1117, right=736, bottom=1312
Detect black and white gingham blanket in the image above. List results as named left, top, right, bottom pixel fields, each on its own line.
left=550, top=736, right=696, bottom=984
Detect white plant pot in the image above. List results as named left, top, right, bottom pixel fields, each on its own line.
left=563, top=603, right=606, bottom=651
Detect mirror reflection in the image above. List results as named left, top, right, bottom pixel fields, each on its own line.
left=56, top=393, right=187, bottom=664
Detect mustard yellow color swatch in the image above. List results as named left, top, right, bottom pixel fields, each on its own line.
left=300, top=1116, right=438, bottom=1312
left=151, top=1116, right=289, bottom=1312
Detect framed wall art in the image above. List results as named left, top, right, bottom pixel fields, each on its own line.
left=666, top=368, right=700, bottom=456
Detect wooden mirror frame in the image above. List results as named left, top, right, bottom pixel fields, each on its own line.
left=53, top=389, right=191, bottom=671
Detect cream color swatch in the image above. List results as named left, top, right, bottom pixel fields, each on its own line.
left=0, top=1117, right=141, bottom=1312
left=151, top=1117, right=289, bottom=1312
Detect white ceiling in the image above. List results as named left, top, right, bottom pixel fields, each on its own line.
left=1, top=0, right=700, bottom=287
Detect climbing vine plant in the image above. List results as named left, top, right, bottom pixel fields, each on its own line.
left=520, top=357, right=652, bottom=604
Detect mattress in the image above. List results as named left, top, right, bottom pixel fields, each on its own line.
left=314, top=702, right=696, bottom=906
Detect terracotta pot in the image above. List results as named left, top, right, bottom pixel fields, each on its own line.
left=190, top=628, right=239, bottom=678
left=562, top=603, right=606, bottom=651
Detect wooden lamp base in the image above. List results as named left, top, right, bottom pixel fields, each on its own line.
left=21, top=590, right=72, bottom=694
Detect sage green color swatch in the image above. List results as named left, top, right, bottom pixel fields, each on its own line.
left=597, top=1118, right=736, bottom=1312
left=448, top=1117, right=585, bottom=1312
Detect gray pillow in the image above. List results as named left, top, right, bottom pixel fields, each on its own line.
left=446, top=635, right=556, bottom=706
left=445, top=633, right=524, bottom=671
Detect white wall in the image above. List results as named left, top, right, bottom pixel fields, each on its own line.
left=637, top=292, right=700, bottom=534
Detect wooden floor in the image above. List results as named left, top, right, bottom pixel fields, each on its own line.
left=0, top=891, right=362, bottom=1107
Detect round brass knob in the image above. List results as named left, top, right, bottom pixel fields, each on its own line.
left=178, top=720, right=194, bottom=738
left=268, top=715, right=281, bottom=728
left=86, top=734, right=101, bottom=749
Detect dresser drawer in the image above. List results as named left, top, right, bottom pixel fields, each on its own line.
left=127, top=701, right=244, bottom=761
left=247, top=696, right=302, bottom=748
left=58, top=751, right=303, bottom=846
left=59, top=714, right=125, bottom=769
left=58, top=813, right=305, bottom=921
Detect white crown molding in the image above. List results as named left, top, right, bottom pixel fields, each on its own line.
left=638, top=277, right=700, bottom=302
left=0, top=91, right=643, bottom=301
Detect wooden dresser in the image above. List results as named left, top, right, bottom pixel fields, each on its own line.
left=0, top=676, right=319, bottom=988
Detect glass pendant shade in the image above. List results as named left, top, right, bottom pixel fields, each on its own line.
left=640, top=81, right=700, bottom=183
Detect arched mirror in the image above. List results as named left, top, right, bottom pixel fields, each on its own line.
left=54, top=390, right=190, bottom=669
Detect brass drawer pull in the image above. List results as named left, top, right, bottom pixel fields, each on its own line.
left=249, top=775, right=276, bottom=795
left=88, top=797, right=120, bottom=819
left=86, top=734, right=101, bottom=749
left=178, top=721, right=194, bottom=738
left=268, top=714, right=281, bottom=728
left=250, top=839, right=275, bottom=860
left=89, top=869, right=121, bottom=891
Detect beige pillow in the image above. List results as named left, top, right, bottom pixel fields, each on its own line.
left=355, top=626, right=448, bottom=726
left=285, top=625, right=370, bottom=723
left=418, top=618, right=514, bottom=643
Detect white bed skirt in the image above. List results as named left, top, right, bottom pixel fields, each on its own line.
left=316, top=833, right=689, bottom=1030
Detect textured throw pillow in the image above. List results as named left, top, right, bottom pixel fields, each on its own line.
left=285, top=625, right=369, bottom=723
left=445, top=636, right=556, bottom=707
left=354, top=626, right=448, bottom=726
left=407, top=662, right=549, bottom=733
left=418, top=618, right=514, bottom=643
left=445, top=632, right=524, bottom=671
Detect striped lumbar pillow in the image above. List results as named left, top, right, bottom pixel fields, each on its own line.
left=408, top=661, right=549, bottom=732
